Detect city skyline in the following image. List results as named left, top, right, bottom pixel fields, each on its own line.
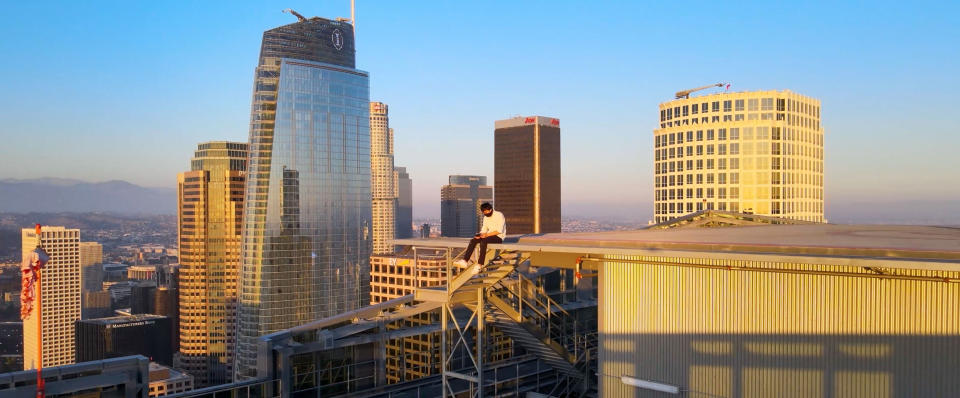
left=1, top=2, right=958, bottom=222
left=1, top=3, right=959, bottom=395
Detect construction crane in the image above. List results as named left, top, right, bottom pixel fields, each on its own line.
left=282, top=8, right=307, bottom=22
left=675, top=82, right=728, bottom=99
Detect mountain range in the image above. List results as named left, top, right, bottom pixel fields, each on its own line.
left=0, top=178, right=175, bottom=215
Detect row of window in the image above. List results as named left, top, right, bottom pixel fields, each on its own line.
left=654, top=200, right=824, bottom=215
left=660, top=98, right=820, bottom=121
left=656, top=185, right=824, bottom=200
left=656, top=156, right=824, bottom=174
left=656, top=172, right=824, bottom=188
left=656, top=187, right=741, bottom=200
left=656, top=145, right=824, bottom=163
left=656, top=127, right=823, bottom=147
left=659, top=113, right=822, bottom=129
left=655, top=201, right=742, bottom=215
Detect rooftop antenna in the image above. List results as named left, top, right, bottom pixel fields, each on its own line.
left=336, top=1, right=356, bottom=35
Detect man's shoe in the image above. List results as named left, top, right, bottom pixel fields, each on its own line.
left=472, top=264, right=482, bottom=275
left=454, top=259, right=469, bottom=267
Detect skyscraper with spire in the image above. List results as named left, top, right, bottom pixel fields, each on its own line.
left=235, top=13, right=371, bottom=380
left=370, top=102, right=396, bottom=254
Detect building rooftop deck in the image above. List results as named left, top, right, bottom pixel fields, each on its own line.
left=395, top=224, right=960, bottom=271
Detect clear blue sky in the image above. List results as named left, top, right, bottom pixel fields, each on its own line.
left=1, top=1, right=958, bottom=220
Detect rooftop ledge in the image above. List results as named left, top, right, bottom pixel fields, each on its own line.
left=392, top=223, right=960, bottom=273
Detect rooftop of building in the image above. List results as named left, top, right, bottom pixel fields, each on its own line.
left=149, top=362, right=191, bottom=382
left=80, top=314, right=167, bottom=325
left=395, top=213, right=960, bottom=271
left=659, top=88, right=821, bottom=105
left=516, top=224, right=960, bottom=260
left=494, top=115, right=560, bottom=129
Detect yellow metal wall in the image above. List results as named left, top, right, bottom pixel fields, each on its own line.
left=599, top=254, right=960, bottom=397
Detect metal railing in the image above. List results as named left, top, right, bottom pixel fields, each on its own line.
left=490, top=270, right=593, bottom=365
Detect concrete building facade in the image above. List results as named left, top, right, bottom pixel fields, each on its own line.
left=177, top=141, right=246, bottom=387
left=22, top=226, right=82, bottom=370
left=654, top=89, right=824, bottom=223
left=494, top=116, right=561, bottom=234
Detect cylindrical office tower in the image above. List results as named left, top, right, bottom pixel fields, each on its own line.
left=653, top=90, right=824, bottom=224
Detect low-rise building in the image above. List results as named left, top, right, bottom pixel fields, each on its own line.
left=148, top=362, right=193, bottom=397
left=75, top=314, right=173, bottom=366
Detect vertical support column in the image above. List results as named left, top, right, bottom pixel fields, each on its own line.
left=445, top=248, right=452, bottom=292
left=376, top=321, right=386, bottom=387
left=413, top=246, right=419, bottom=289
left=476, top=288, right=484, bottom=398
left=441, top=302, right=448, bottom=397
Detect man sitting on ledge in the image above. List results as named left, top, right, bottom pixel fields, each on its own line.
left=455, top=202, right=506, bottom=272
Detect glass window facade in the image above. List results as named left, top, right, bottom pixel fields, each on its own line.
left=235, top=19, right=371, bottom=380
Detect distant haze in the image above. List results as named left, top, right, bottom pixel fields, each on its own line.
left=2, top=177, right=957, bottom=225
left=0, top=178, right=175, bottom=215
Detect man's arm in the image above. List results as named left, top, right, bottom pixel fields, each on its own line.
left=478, top=229, right=500, bottom=238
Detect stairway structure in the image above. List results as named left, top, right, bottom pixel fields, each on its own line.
left=409, top=249, right=595, bottom=397
left=255, top=244, right=598, bottom=397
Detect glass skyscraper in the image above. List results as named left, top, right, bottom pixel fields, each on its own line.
left=441, top=175, right=493, bottom=237
left=235, top=16, right=371, bottom=380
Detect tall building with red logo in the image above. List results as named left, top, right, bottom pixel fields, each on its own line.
left=494, top=116, right=561, bottom=234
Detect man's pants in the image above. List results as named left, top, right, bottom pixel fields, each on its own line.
left=463, top=236, right=503, bottom=265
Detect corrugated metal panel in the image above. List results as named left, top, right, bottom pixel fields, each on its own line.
left=599, top=254, right=960, bottom=397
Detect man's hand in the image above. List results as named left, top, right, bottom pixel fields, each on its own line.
left=475, top=233, right=485, bottom=239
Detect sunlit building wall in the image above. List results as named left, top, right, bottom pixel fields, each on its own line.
left=177, top=141, right=247, bottom=387
left=22, top=226, right=81, bottom=369
left=370, top=102, right=397, bottom=254
left=653, top=90, right=824, bottom=223
left=599, top=252, right=960, bottom=397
